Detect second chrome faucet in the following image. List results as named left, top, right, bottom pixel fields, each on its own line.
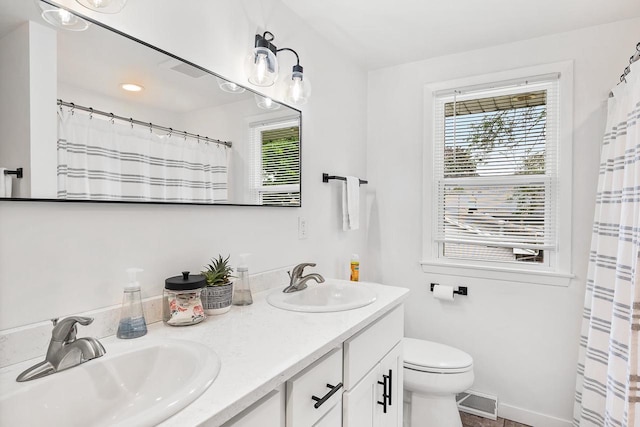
left=283, top=262, right=325, bottom=293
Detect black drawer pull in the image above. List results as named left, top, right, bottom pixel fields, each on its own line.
left=311, top=382, right=343, bottom=409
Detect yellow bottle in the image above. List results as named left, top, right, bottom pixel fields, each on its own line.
left=350, top=254, right=360, bottom=282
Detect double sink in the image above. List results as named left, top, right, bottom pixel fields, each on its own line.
left=0, top=279, right=376, bottom=425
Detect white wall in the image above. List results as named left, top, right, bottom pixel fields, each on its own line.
left=28, top=21, right=57, bottom=199
left=0, top=0, right=368, bottom=329
left=366, top=17, right=640, bottom=425
left=0, top=23, right=31, bottom=197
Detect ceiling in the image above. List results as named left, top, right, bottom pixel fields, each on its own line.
left=280, top=0, right=640, bottom=70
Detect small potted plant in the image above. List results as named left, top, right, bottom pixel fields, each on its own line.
left=201, top=255, right=234, bottom=315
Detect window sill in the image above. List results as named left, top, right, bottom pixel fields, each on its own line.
left=419, top=260, right=574, bottom=287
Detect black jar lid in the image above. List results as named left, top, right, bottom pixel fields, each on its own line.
left=165, top=271, right=206, bottom=290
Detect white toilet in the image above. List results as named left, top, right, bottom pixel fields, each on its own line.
left=403, top=338, right=474, bottom=427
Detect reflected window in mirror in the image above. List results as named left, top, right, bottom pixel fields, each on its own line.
left=249, top=118, right=300, bottom=206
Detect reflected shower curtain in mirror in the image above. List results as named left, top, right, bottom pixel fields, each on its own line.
left=574, top=62, right=640, bottom=427
left=57, top=112, right=228, bottom=203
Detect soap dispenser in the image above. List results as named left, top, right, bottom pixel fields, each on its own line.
left=232, top=253, right=253, bottom=306
left=117, top=268, right=148, bottom=339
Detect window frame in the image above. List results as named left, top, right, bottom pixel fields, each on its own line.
left=421, top=62, right=574, bottom=286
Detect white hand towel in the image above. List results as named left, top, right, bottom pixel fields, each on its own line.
left=0, top=168, right=11, bottom=198
left=342, top=176, right=360, bottom=231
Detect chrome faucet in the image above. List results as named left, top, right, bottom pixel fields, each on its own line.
left=16, top=316, right=106, bottom=382
left=283, top=262, right=325, bottom=293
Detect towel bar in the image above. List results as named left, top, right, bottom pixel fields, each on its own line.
left=4, top=168, right=23, bottom=179
left=322, top=173, right=367, bottom=185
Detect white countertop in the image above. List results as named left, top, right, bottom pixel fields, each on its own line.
left=0, top=280, right=408, bottom=427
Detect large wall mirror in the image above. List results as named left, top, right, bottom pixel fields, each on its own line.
left=0, top=0, right=301, bottom=206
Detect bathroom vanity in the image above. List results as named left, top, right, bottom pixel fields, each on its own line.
left=170, top=281, right=408, bottom=427
left=224, top=300, right=405, bottom=427
left=0, top=280, right=408, bottom=426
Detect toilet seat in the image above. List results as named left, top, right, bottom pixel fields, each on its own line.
left=403, top=338, right=473, bottom=374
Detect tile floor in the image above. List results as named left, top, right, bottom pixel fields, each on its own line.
left=460, top=412, right=532, bottom=427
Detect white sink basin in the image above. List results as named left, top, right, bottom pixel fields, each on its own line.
left=0, top=338, right=220, bottom=427
left=267, top=280, right=377, bottom=312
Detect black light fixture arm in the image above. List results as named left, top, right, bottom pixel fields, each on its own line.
left=276, top=47, right=300, bottom=66
left=255, top=31, right=277, bottom=55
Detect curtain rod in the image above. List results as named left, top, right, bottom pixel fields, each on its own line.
left=609, top=42, right=640, bottom=98
left=57, top=99, right=232, bottom=148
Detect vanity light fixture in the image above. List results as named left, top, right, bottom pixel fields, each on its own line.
left=76, top=0, right=127, bottom=13
left=245, top=32, right=279, bottom=87
left=38, top=2, right=90, bottom=31
left=245, top=31, right=311, bottom=105
left=121, top=83, right=143, bottom=92
left=216, top=77, right=246, bottom=94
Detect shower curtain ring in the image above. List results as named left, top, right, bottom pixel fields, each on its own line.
left=149, top=123, right=153, bottom=133
left=70, top=103, right=75, bottom=115
left=197, top=135, right=200, bottom=143
left=168, top=128, right=173, bottom=137
left=129, top=118, right=133, bottom=128
left=89, top=108, right=94, bottom=120
left=184, top=131, right=187, bottom=141
left=109, top=113, right=115, bottom=124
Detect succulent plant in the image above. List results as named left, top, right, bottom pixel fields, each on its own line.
left=202, top=254, right=234, bottom=286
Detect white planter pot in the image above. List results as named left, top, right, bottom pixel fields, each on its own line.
left=201, top=282, right=233, bottom=315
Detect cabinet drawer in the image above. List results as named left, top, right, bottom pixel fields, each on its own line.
left=343, top=305, right=403, bottom=390
left=286, top=347, right=343, bottom=427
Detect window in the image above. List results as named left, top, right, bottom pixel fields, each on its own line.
left=249, top=118, right=300, bottom=206
left=422, top=63, right=573, bottom=285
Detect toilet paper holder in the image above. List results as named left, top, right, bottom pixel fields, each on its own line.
left=430, top=283, right=468, bottom=296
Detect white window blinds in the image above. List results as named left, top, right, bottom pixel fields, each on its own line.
left=433, top=75, right=559, bottom=262
left=249, top=119, right=300, bottom=206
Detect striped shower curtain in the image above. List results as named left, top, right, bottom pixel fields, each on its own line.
left=57, top=111, right=229, bottom=203
left=574, top=62, right=640, bottom=426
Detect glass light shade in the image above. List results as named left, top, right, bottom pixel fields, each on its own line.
left=284, top=71, right=311, bottom=105
left=76, top=0, right=127, bottom=13
left=39, top=3, right=90, bottom=31
left=245, top=47, right=279, bottom=87
left=216, top=77, right=246, bottom=94
left=254, top=94, right=281, bottom=111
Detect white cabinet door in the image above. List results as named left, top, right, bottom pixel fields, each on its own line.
left=314, top=399, right=342, bottom=427
left=378, top=342, right=403, bottom=427
left=343, top=366, right=381, bottom=427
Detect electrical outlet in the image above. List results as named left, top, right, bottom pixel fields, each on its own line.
left=298, top=217, right=308, bottom=239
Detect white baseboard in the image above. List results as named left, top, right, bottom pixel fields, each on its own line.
left=498, top=402, right=572, bottom=427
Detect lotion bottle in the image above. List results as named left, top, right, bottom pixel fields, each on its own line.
left=350, top=254, right=360, bottom=282
left=117, top=268, right=148, bottom=339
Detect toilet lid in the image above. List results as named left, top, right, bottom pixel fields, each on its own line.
left=403, top=338, right=473, bottom=374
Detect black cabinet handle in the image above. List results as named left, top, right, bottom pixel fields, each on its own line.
left=377, top=374, right=390, bottom=413
left=311, top=382, right=343, bottom=409
left=388, top=369, right=393, bottom=406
